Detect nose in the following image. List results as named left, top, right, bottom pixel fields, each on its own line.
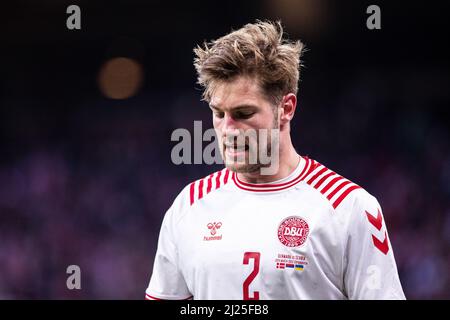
left=222, top=113, right=240, bottom=138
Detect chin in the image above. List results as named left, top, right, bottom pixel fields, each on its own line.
left=224, top=161, right=261, bottom=174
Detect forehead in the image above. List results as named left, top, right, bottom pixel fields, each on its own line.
left=209, top=76, right=269, bottom=109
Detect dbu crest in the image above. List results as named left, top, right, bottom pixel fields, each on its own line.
left=278, top=216, right=309, bottom=247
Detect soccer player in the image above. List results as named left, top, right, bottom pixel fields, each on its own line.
left=145, top=20, right=405, bottom=300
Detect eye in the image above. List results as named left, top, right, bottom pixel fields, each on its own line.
left=235, top=111, right=254, bottom=119
left=214, top=111, right=224, bottom=119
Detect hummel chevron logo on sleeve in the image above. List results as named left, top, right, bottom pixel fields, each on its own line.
left=366, top=209, right=389, bottom=255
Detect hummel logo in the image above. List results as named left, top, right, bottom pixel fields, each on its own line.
left=207, top=222, right=222, bottom=235
left=204, top=222, right=223, bottom=241
left=366, top=209, right=389, bottom=255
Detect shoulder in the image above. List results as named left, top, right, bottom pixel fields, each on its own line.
left=300, top=157, right=378, bottom=213
left=168, top=168, right=233, bottom=217
left=186, top=168, right=234, bottom=206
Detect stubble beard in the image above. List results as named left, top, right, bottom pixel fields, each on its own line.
left=222, top=112, right=279, bottom=174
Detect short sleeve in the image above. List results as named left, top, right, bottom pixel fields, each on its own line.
left=343, top=192, right=406, bottom=300
left=145, top=205, right=192, bottom=300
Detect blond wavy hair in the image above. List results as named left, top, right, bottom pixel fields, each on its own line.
left=193, top=20, right=304, bottom=105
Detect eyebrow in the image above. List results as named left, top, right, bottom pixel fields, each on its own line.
left=209, top=104, right=258, bottom=111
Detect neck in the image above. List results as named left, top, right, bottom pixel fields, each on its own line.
left=237, top=142, right=300, bottom=184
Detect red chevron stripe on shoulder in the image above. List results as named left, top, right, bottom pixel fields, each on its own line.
left=301, top=157, right=319, bottom=182
left=189, top=169, right=231, bottom=205
left=304, top=162, right=361, bottom=209
left=331, top=184, right=361, bottom=209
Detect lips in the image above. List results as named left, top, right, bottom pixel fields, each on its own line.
left=224, top=144, right=249, bottom=151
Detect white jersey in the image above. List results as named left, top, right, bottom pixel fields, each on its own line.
left=146, top=156, right=405, bottom=300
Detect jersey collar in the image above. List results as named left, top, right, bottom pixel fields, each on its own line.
left=232, top=156, right=315, bottom=192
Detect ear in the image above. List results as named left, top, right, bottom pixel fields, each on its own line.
left=279, top=93, right=297, bottom=126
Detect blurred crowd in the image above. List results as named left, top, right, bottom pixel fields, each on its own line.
left=0, top=64, right=449, bottom=299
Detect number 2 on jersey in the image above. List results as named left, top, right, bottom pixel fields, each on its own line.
left=243, top=252, right=260, bottom=300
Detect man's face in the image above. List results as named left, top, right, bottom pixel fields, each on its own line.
left=209, top=76, right=279, bottom=174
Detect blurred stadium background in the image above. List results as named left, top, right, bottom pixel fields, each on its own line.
left=0, top=0, right=449, bottom=299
